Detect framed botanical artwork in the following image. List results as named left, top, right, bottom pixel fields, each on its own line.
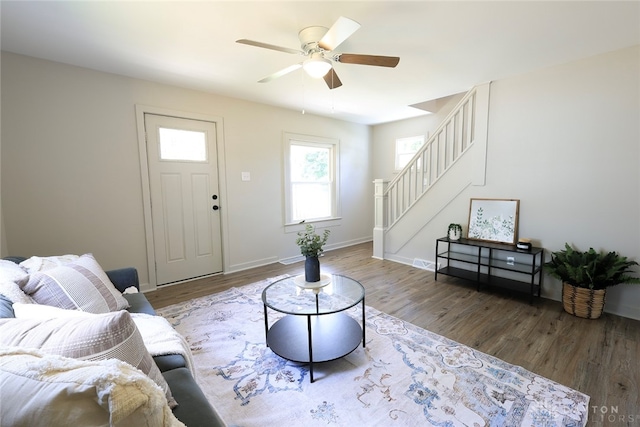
left=467, top=198, right=520, bottom=245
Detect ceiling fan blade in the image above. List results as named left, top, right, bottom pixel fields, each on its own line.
left=258, top=63, right=302, bottom=83
left=236, top=39, right=303, bottom=55
left=318, top=16, right=361, bottom=51
left=337, top=53, right=400, bottom=68
left=323, top=68, right=343, bottom=89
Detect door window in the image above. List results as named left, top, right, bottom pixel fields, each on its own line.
left=159, top=128, right=208, bottom=162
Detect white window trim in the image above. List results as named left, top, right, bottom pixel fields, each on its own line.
left=283, top=132, right=341, bottom=233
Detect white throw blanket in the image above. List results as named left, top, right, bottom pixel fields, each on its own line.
left=131, top=313, right=196, bottom=379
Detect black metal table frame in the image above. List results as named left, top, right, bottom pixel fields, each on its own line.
left=262, top=276, right=366, bottom=383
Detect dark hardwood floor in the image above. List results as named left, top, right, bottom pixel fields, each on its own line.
left=147, top=242, right=640, bottom=425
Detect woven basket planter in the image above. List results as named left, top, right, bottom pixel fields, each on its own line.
left=562, top=282, right=606, bottom=319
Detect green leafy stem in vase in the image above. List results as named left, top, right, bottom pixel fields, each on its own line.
left=296, top=224, right=330, bottom=258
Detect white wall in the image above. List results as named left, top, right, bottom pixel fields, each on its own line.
left=0, top=52, right=373, bottom=287
left=372, top=45, right=640, bottom=319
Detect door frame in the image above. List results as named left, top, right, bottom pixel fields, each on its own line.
left=135, top=105, right=228, bottom=291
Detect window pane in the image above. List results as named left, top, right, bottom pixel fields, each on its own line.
left=290, top=145, right=329, bottom=182
left=395, top=135, right=424, bottom=170
left=398, top=153, right=415, bottom=168
left=397, top=138, right=424, bottom=154
left=291, top=183, right=331, bottom=221
left=159, top=128, right=207, bottom=161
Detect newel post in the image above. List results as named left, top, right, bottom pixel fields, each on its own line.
left=372, top=179, right=388, bottom=260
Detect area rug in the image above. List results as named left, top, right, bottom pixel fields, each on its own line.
left=156, top=276, right=589, bottom=427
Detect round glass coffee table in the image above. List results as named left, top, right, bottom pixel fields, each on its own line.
left=262, top=274, right=365, bottom=383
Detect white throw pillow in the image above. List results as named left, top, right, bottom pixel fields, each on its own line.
left=13, top=302, right=87, bottom=319
left=19, top=254, right=80, bottom=273
left=0, top=310, right=176, bottom=408
left=0, top=280, right=34, bottom=305
left=0, top=259, right=28, bottom=283
left=0, top=347, right=184, bottom=427
left=19, top=253, right=129, bottom=313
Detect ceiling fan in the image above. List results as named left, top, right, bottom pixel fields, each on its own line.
left=236, top=16, right=400, bottom=89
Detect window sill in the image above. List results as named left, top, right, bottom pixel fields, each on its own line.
left=284, top=217, right=342, bottom=234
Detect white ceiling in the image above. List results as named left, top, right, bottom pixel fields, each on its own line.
left=2, top=1, right=639, bottom=125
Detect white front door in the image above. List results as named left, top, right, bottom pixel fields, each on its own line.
left=144, top=113, right=222, bottom=285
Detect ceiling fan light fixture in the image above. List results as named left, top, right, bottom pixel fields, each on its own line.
left=303, top=54, right=332, bottom=78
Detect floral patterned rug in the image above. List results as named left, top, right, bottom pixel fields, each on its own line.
left=157, top=276, right=589, bottom=427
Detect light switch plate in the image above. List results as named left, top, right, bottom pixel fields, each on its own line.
left=241, top=172, right=251, bottom=181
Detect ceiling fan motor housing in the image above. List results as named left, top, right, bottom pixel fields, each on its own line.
left=299, top=26, right=329, bottom=54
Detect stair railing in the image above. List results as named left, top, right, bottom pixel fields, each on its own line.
left=384, top=86, right=481, bottom=228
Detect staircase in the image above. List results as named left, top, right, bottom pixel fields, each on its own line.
left=373, top=83, right=491, bottom=260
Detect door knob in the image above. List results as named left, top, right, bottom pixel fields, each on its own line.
left=212, top=205, right=219, bottom=211
left=212, top=195, right=218, bottom=200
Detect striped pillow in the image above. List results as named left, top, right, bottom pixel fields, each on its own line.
left=0, top=310, right=176, bottom=408
left=18, top=254, right=129, bottom=313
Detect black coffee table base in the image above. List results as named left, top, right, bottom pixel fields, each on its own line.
left=266, top=312, right=364, bottom=382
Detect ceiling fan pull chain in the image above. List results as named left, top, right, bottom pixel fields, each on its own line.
left=301, top=68, right=306, bottom=115
left=331, top=73, right=335, bottom=114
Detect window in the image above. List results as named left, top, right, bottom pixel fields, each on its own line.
left=284, top=133, right=339, bottom=225
left=395, top=135, right=425, bottom=171
left=158, top=127, right=207, bottom=162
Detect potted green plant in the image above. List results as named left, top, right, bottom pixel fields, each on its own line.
left=447, top=223, right=462, bottom=240
left=544, top=243, right=640, bottom=319
left=296, top=224, right=330, bottom=282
